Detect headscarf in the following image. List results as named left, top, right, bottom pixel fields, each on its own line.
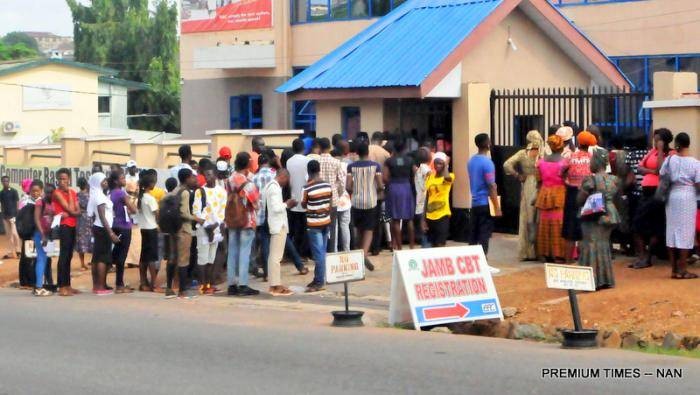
left=547, top=135, right=564, bottom=152
left=525, top=130, right=544, bottom=156
left=21, top=178, right=32, bottom=194
left=590, top=148, right=609, bottom=173
left=555, top=126, right=574, bottom=142
left=577, top=131, right=597, bottom=147
left=433, top=151, right=448, bottom=164
left=87, top=172, right=108, bottom=219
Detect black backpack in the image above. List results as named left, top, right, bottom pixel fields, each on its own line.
left=16, top=203, right=36, bottom=240
left=158, top=190, right=185, bottom=234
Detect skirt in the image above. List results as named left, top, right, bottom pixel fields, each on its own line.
left=578, top=221, right=615, bottom=289
left=91, top=225, right=113, bottom=265
left=427, top=216, right=450, bottom=246
left=537, top=209, right=565, bottom=259
left=140, top=228, right=159, bottom=263
left=562, top=186, right=583, bottom=241
left=666, top=185, right=697, bottom=249
left=386, top=181, right=415, bottom=220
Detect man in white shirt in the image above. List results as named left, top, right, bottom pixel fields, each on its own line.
left=286, top=138, right=310, bottom=257
left=169, top=145, right=196, bottom=180
left=264, top=169, right=296, bottom=296
left=192, top=166, right=227, bottom=295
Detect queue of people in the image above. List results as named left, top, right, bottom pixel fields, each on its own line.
left=6, top=132, right=465, bottom=298
left=504, top=125, right=700, bottom=290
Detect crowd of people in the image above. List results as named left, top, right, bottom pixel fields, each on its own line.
left=3, top=131, right=486, bottom=298
left=504, top=124, right=700, bottom=290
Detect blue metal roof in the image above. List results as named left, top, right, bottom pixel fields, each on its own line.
left=277, top=0, right=503, bottom=93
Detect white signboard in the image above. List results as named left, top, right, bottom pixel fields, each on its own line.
left=545, top=263, right=596, bottom=292
left=389, top=246, right=503, bottom=330
left=23, top=84, right=72, bottom=110
left=326, top=250, right=365, bottom=285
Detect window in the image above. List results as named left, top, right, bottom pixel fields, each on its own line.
left=648, top=57, right=676, bottom=90
left=617, top=58, right=644, bottom=90
left=679, top=57, right=700, bottom=87
left=613, top=54, right=700, bottom=92
left=294, top=100, right=317, bottom=135
left=341, top=107, right=361, bottom=140
left=230, top=95, right=263, bottom=129
left=291, top=0, right=406, bottom=24
left=98, top=96, right=110, bottom=114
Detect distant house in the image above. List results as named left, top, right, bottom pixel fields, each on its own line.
left=23, top=32, right=75, bottom=60
left=0, top=58, right=153, bottom=144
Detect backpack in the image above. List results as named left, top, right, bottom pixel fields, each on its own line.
left=158, top=189, right=185, bottom=234
left=225, top=181, right=249, bottom=229
left=16, top=203, right=36, bottom=240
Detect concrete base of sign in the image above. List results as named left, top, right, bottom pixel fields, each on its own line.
left=331, top=310, right=364, bottom=327
left=562, top=329, right=599, bottom=349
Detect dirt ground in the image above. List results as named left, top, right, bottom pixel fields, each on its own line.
left=2, top=231, right=699, bottom=340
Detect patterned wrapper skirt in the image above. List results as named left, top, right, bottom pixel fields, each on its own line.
left=536, top=185, right=566, bottom=259
left=579, top=221, right=615, bottom=289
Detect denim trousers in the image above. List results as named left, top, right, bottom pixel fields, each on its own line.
left=335, top=209, right=351, bottom=252
left=227, top=228, right=255, bottom=286
left=33, top=231, right=48, bottom=289
left=308, top=227, right=329, bottom=285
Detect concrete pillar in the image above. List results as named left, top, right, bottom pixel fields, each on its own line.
left=131, top=142, right=160, bottom=170
left=4, top=146, right=26, bottom=165
left=452, top=82, right=491, bottom=209
left=61, top=137, right=87, bottom=167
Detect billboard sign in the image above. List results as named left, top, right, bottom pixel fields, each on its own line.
left=181, top=0, right=273, bottom=34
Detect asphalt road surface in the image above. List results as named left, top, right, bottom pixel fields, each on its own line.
left=1, top=289, right=698, bottom=395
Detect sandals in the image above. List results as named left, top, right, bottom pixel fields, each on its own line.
left=33, top=288, right=53, bottom=297
left=297, top=267, right=309, bottom=275
left=672, top=272, right=698, bottom=280
left=269, top=286, right=294, bottom=296
left=115, top=287, right=135, bottom=294
left=139, top=284, right=153, bottom=292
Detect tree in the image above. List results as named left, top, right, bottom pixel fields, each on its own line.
left=1, top=32, right=40, bottom=52
left=67, top=0, right=180, bottom=132
left=0, top=42, right=38, bottom=61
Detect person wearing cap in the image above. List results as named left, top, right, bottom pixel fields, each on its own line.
left=555, top=126, right=574, bottom=159
left=503, top=130, right=543, bottom=261
left=125, top=160, right=139, bottom=184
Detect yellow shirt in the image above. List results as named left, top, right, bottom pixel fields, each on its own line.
left=148, top=187, right=166, bottom=203
left=425, top=172, right=454, bottom=220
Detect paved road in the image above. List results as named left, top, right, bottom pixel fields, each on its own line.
left=0, top=289, right=698, bottom=395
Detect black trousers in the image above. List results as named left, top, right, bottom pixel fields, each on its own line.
left=371, top=201, right=385, bottom=253
left=57, top=225, right=76, bottom=287
left=469, top=205, right=494, bottom=256
left=19, top=240, right=34, bottom=287
left=288, top=210, right=309, bottom=258
left=111, top=228, right=132, bottom=287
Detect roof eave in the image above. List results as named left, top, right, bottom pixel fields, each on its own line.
left=290, top=87, right=422, bottom=101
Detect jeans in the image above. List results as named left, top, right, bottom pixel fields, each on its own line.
left=111, top=227, right=132, bottom=287
left=284, top=234, right=304, bottom=271
left=469, top=205, right=494, bottom=255
left=57, top=225, right=76, bottom=287
left=227, top=228, right=255, bottom=286
left=33, top=231, right=47, bottom=289
left=328, top=207, right=338, bottom=253
left=254, top=225, right=270, bottom=277
left=335, top=209, right=351, bottom=252
left=308, top=227, right=329, bottom=285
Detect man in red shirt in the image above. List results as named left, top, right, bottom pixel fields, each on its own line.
left=248, top=137, right=265, bottom=174
left=53, top=168, right=81, bottom=296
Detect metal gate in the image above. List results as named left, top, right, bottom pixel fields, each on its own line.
left=489, top=87, right=651, bottom=146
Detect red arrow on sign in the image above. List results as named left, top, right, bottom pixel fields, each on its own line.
left=424, top=303, right=470, bottom=321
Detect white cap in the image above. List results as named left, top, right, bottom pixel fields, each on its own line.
left=126, top=160, right=137, bottom=168
left=216, top=160, right=228, bottom=172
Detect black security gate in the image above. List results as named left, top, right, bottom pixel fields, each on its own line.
left=488, top=86, right=651, bottom=234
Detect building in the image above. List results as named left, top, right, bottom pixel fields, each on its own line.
left=23, top=32, right=75, bottom=60
left=180, top=0, right=697, bottom=138
left=0, top=58, right=151, bottom=144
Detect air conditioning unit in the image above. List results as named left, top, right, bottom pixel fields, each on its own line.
left=1, top=121, right=20, bottom=134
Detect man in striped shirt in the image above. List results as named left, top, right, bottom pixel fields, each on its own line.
left=302, top=160, right=332, bottom=292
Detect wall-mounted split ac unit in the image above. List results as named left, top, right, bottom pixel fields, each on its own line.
left=1, top=121, right=21, bottom=134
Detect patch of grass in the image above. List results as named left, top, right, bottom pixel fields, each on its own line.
left=627, top=345, right=700, bottom=359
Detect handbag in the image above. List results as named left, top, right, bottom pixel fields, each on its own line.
left=654, top=155, right=675, bottom=203
left=580, top=175, right=607, bottom=220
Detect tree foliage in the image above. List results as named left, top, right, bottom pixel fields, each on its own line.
left=1, top=32, right=40, bottom=52
left=0, top=42, right=38, bottom=61
left=67, top=0, right=180, bottom=132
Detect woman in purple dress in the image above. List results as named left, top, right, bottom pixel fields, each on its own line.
left=383, top=137, right=416, bottom=250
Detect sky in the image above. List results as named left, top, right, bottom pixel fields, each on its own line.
left=0, top=0, right=87, bottom=37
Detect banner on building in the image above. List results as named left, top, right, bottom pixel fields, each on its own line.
left=181, top=0, right=272, bottom=34
left=389, top=246, right=503, bottom=329
left=0, top=165, right=170, bottom=190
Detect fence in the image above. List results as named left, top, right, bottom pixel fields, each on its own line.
left=489, top=87, right=651, bottom=147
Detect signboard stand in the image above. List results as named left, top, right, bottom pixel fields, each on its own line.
left=544, top=263, right=598, bottom=348
left=326, top=250, right=366, bottom=327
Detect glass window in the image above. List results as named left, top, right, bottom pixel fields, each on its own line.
left=331, top=0, right=348, bottom=19
left=230, top=95, right=263, bottom=129
left=648, top=57, right=676, bottom=90
left=310, top=0, right=329, bottom=21
left=341, top=107, right=361, bottom=140
left=98, top=96, right=110, bottom=113
left=371, top=0, right=390, bottom=16
left=679, top=56, right=700, bottom=88
left=292, top=0, right=308, bottom=23
left=617, top=58, right=644, bottom=91
left=351, top=0, right=368, bottom=17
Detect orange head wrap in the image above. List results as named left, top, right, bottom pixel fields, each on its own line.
left=577, top=131, right=597, bottom=147
left=547, top=135, right=564, bottom=152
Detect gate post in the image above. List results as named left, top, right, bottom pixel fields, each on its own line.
left=577, top=88, right=585, bottom=130
left=490, top=89, right=496, bottom=142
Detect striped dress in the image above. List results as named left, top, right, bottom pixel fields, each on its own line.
left=302, top=180, right=332, bottom=228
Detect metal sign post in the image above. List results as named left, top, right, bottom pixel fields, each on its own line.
left=326, top=250, right=366, bottom=327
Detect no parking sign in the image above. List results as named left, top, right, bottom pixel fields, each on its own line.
left=389, top=246, right=503, bottom=329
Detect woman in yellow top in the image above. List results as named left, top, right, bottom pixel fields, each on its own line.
left=422, top=152, right=454, bottom=247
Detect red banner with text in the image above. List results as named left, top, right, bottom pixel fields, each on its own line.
left=181, top=0, right=272, bottom=34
